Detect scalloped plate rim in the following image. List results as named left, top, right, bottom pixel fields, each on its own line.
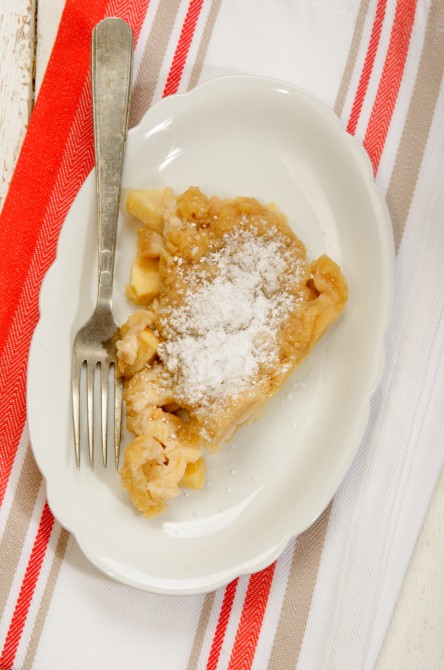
left=27, top=75, right=395, bottom=594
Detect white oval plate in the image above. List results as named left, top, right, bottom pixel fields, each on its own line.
left=27, top=76, right=394, bottom=594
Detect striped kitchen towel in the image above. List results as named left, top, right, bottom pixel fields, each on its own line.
left=1, top=0, right=443, bottom=668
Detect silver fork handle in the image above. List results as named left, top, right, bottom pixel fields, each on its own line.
left=92, top=18, right=133, bottom=308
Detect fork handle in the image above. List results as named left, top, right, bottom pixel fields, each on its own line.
left=92, top=18, right=133, bottom=307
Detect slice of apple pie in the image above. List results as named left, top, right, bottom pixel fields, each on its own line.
left=116, top=187, right=348, bottom=516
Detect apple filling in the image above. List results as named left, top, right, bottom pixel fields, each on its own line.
left=116, top=187, right=348, bottom=516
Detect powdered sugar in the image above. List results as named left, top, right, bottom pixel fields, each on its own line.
left=157, top=227, right=304, bottom=406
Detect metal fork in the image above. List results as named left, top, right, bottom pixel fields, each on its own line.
left=72, top=18, right=133, bottom=469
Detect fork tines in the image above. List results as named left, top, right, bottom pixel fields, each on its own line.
left=72, top=356, right=123, bottom=470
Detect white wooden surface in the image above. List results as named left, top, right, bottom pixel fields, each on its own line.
left=0, top=0, right=36, bottom=211
left=0, top=1, right=442, bottom=666
left=377, top=469, right=444, bottom=669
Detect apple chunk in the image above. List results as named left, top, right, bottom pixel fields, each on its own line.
left=126, top=256, right=160, bottom=305
left=123, top=329, right=159, bottom=378
left=179, top=457, right=206, bottom=490
left=126, top=187, right=174, bottom=234
left=137, top=228, right=164, bottom=258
